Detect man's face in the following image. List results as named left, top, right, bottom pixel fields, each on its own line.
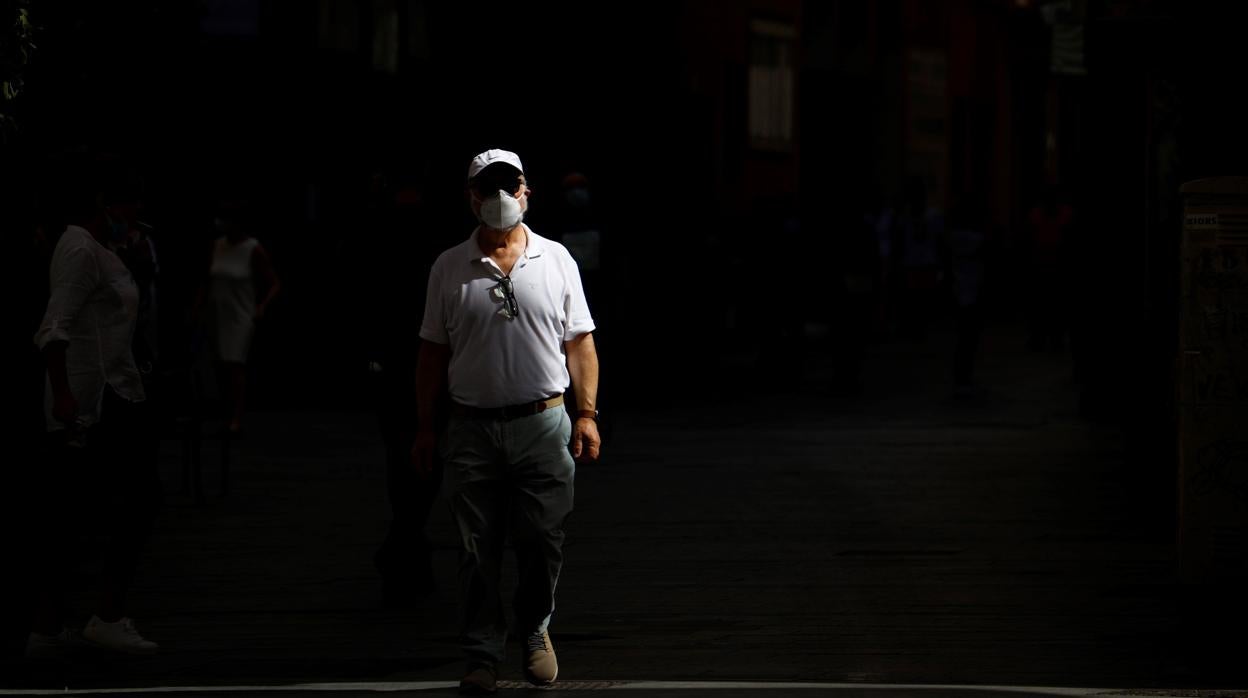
left=469, top=173, right=529, bottom=221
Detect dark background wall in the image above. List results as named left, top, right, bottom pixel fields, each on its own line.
left=5, top=0, right=1248, bottom=530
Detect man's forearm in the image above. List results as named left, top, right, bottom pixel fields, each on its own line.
left=566, top=333, right=599, bottom=413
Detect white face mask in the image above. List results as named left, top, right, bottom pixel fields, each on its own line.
left=476, top=189, right=525, bottom=231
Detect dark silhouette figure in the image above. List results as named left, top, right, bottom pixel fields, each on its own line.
left=26, top=155, right=162, bottom=657
left=894, top=176, right=946, bottom=340
left=106, top=187, right=163, bottom=473
left=1026, top=185, right=1074, bottom=353
left=552, top=171, right=601, bottom=309
left=949, top=199, right=989, bottom=397
left=834, top=191, right=887, bottom=396
left=354, top=168, right=446, bottom=605
left=194, top=199, right=281, bottom=435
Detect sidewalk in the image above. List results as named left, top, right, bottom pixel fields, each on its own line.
left=4, top=321, right=1242, bottom=694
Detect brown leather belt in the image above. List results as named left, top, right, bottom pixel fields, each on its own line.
left=451, top=394, right=564, bottom=420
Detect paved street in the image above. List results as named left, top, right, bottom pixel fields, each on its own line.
left=4, top=321, right=1245, bottom=696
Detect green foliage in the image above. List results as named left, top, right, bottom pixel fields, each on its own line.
left=0, top=0, right=36, bottom=143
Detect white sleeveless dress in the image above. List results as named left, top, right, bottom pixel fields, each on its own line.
left=208, top=236, right=259, bottom=363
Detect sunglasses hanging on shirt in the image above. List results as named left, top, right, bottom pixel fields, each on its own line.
left=493, top=276, right=519, bottom=320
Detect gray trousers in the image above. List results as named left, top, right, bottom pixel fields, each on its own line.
left=441, top=407, right=574, bottom=665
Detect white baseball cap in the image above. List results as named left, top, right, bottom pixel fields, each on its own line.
left=467, top=149, right=524, bottom=180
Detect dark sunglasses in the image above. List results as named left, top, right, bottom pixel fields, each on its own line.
left=473, top=174, right=525, bottom=198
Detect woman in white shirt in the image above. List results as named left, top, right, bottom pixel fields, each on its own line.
left=30, top=166, right=161, bottom=657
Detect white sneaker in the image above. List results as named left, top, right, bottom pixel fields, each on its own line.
left=25, top=628, right=81, bottom=658
left=81, top=616, right=159, bottom=655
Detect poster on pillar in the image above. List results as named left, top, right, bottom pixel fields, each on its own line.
left=1180, top=208, right=1248, bottom=354
left=1177, top=405, right=1248, bottom=582
left=1178, top=179, right=1248, bottom=582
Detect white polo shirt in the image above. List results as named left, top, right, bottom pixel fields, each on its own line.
left=419, top=224, right=595, bottom=409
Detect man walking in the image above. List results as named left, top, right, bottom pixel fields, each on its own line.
left=413, top=149, right=601, bottom=694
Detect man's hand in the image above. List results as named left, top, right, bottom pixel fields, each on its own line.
left=564, top=332, right=600, bottom=462
left=571, top=417, right=601, bottom=462
left=411, top=429, right=437, bottom=479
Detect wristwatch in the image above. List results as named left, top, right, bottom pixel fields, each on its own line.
left=577, top=409, right=599, bottom=422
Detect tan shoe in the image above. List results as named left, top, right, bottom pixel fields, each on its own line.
left=458, top=663, right=497, bottom=695
left=523, top=632, right=558, bottom=686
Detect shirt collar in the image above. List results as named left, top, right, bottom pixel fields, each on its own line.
left=465, top=223, right=546, bottom=262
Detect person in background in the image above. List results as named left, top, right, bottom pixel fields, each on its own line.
left=198, top=199, right=281, bottom=435
left=949, top=199, right=989, bottom=397
left=356, top=167, right=445, bottom=606
left=28, top=155, right=162, bottom=657
left=892, top=176, right=945, bottom=341
left=1026, top=184, right=1074, bottom=352
left=105, top=174, right=162, bottom=466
